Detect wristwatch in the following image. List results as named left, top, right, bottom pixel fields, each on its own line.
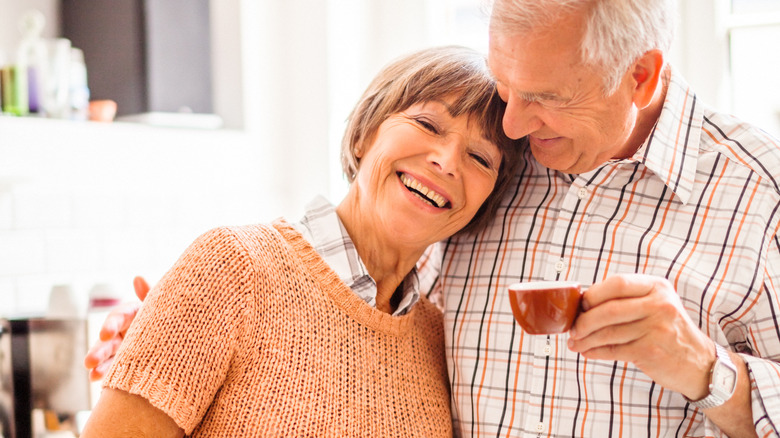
left=687, top=343, right=738, bottom=410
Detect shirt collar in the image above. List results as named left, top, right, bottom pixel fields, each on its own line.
left=629, top=67, right=703, bottom=205
left=294, top=196, right=420, bottom=316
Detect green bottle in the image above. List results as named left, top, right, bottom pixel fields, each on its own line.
left=1, top=64, right=29, bottom=116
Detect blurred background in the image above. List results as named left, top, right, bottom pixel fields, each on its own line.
left=0, top=0, right=778, bottom=317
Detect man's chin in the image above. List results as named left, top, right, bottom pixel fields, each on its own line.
left=535, top=155, right=597, bottom=175
left=531, top=149, right=575, bottom=173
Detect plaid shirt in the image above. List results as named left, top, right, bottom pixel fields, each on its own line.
left=294, top=196, right=420, bottom=316
left=437, top=68, right=780, bottom=437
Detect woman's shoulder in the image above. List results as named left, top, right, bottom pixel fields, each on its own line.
left=201, top=221, right=284, bottom=240
left=194, top=220, right=302, bottom=255
left=411, top=296, right=445, bottom=325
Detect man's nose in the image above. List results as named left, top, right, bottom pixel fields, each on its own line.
left=502, top=95, right=543, bottom=139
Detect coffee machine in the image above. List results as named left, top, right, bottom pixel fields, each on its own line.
left=0, top=317, right=91, bottom=438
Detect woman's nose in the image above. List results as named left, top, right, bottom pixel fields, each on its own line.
left=502, top=95, right=543, bottom=139
left=429, top=140, right=462, bottom=177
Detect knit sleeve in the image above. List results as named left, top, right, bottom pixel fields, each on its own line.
left=102, top=227, right=256, bottom=434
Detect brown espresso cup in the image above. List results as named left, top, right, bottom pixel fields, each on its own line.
left=507, top=281, right=583, bottom=334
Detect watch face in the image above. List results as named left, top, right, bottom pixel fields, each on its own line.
left=712, top=360, right=737, bottom=397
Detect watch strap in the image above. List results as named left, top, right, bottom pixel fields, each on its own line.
left=687, top=343, right=737, bottom=410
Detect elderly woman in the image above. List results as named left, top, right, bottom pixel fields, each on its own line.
left=81, top=45, right=523, bottom=437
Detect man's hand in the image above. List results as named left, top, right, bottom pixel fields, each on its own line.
left=567, top=274, right=713, bottom=397
left=84, top=276, right=149, bottom=381
left=567, top=274, right=756, bottom=437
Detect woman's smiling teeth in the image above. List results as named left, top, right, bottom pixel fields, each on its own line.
left=399, top=173, right=450, bottom=208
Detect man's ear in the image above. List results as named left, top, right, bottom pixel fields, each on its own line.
left=631, top=49, right=664, bottom=109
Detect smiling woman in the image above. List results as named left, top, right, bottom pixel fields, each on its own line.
left=80, top=45, right=523, bottom=437
left=341, top=46, right=522, bottom=235
left=343, top=98, right=502, bottom=259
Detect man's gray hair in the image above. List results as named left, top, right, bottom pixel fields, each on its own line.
left=489, top=0, right=677, bottom=94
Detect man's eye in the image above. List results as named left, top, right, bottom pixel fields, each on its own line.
left=539, top=98, right=567, bottom=109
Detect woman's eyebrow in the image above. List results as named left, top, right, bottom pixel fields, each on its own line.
left=426, top=99, right=455, bottom=115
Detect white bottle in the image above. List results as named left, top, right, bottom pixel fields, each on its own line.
left=16, top=9, right=47, bottom=114
left=47, top=284, right=81, bottom=319
left=69, top=47, right=89, bottom=121
left=43, top=38, right=72, bottom=119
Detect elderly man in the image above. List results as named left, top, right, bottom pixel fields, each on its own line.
left=86, top=0, right=780, bottom=436
left=440, top=0, right=779, bottom=436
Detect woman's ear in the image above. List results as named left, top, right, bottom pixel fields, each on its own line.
left=630, top=49, right=664, bottom=109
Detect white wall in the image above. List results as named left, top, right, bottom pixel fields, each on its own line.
left=239, top=0, right=331, bottom=218
left=669, top=0, right=732, bottom=112
left=0, top=0, right=59, bottom=63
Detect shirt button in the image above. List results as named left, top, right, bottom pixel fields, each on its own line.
left=577, top=187, right=588, bottom=199
left=536, top=422, right=545, bottom=432
left=543, top=345, right=552, bottom=356
left=555, top=259, right=565, bottom=272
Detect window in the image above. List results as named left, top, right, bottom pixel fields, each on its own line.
left=675, top=0, right=780, bottom=138
left=727, top=0, right=780, bottom=137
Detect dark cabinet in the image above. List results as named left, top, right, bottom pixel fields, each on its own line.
left=61, top=0, right=213, bottom=117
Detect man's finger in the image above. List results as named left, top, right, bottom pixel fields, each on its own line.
left=582, top=274, right=664, bottom=311
left=98, top=303, right=142, bottom=342
left=89, top=358, right=116, bottom=382
left=570, top=296, right=652, bottom=340
left=133, top=276, right=150, bottom=301
left=84, top=337, right=123, bottom=369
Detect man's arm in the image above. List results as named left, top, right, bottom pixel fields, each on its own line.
left=84, top=276, right=149, bottom=381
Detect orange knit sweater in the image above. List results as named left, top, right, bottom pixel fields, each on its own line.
left=103, top=220, right=452, bottom=437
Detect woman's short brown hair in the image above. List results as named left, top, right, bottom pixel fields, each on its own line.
left=341, top=45, right=524, bottom=235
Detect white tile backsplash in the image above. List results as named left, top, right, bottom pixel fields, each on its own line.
left=44, top=229, right=101, bottom=274
left=13, top=186, right=73, bottom=229
left=1, top=117, right=275, bottom=317
left=0, top=279, right=17, bottom=315
left=70, top=192, right=127, bottom=229
left=0, top=192, right=12, bottom=229
left=0, top=231, right=47, bottom=276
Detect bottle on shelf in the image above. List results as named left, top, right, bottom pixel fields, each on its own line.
left=44, top=38, right=73, bottom=119
left=16, top=9, right=47, bottom=115
left=69, top=47, right=90, bottom=121
left=1, top=60, right=28, bottom=116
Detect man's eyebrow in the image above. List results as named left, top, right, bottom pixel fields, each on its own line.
left=519, top=91, right=566, bottom=102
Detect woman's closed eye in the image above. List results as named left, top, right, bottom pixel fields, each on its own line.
left=469, top=152, right=493, bottom=169
left=414, top=117, right=440, bottom=134
left=469, top=152, right=492, bottom=169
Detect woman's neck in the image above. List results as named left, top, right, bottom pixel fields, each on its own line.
left=335, top=195, right=427, bottom=314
